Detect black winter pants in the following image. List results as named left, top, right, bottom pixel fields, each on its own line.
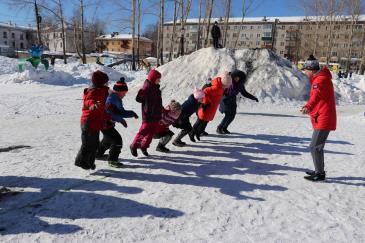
left=219, top=111, right=236, bottom=130
left=213, top=38, right=219, bottom=49
left=97, top=127, right=123, bottom=162
left=75, top=129, right=100, bottom=170
left=191, top=118, right=208, bottom=137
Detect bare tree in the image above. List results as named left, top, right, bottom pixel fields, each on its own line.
left=344, top=0, right=363, bottom=72
left=222, top=0, right=232, bottom=47
left=178, top=0, right=192, bottom=56
left=132, top=0, right=136, bottom=70
left=196, top=0, right=203, bottom=50
left=137, top=0, right=142, bottom=68
left=204, top=0, right=214, bottom=47
left=233, top=0, right=258, bottom=49
left=169, top=0, right=180, bottom=60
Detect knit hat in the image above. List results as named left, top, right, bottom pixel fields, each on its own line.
left=113, top=77, right=128, bottom=93
left=91, top=70, right=109, bottom=86
left=193, top=87, right=205, bottom=100
left=220, top=71, right=232, bottom=88
left=147, top=69, right=162, bottom=83
left=302, top=55, right=320, bottom=71
left=169, top=100, right=182, bottom=112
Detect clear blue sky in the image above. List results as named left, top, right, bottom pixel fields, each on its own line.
left=0, top=0, right=304, bottom=33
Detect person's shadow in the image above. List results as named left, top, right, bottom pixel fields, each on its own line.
left=0, top=176, right=183, bottom=235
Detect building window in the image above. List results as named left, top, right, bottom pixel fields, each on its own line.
left=12, top=41, right=15, bottom=47
left=20, top=34, right=24, bottom=40
left=20, top=42, right=24, bottom=49
left=250, top=26, right=254, bottom=29
left=12, top=33, right=15, bottom=38
left=3, top=32, right=7, bottom=38
left=280, top=51, right=284, bottom=55
left=4, top=41, right=7, bottom=45
left=280, top=42, right=284, bottom=46
left=60, top=42, right=62, bottom=48
left=257, top=34, right=261, bottom=37
left=256, top=41, right=260, bottom=46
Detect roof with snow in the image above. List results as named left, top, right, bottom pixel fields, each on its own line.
left=0, top=22, right=36, bottom=31
left=164, top=15, right=365, bottom=25
left=96, top=34, right=152, bottom=42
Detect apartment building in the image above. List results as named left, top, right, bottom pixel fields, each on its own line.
left=43, top=27, right=95, bottom=54
left=95, top=33, right=153, bottom=57
left=163, top=15, right=365, bottom=70
left=0, top=22, right=37, bottom=52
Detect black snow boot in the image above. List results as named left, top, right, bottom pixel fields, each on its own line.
left=216, top=126, right=224, bottom=134
left=304, top=172, right=326, bottom=182
left=173, top=139, right=186, bottom=147
left=201, top=131, right=209, bottom=136
left=141, top=148, right=149, bottom=156
left=156, top=144, right=170, bottom=153
left=188, top=132, right=196, bottom=142
left=305, top=170, right=316, bottom=176
left=130, top=145, right=138, bottom=157
left=222, top=128, right=231, bottom=134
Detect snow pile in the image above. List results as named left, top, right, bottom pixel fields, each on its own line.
left=234, top=49, right=309, bottom=102
left=0, top=57, right=144, bottom=86
left=0, top=56, right=19, bottom=74
left=131, top=48, right=309, bottom=103
left=333, top=74, right=365, bottom=104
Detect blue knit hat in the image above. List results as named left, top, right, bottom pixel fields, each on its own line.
left=302, top=55, right=320, bottom=71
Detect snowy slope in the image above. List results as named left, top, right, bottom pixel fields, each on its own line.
left=0, top=83, right=365, bottom=242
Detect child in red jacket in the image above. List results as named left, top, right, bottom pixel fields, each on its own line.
left=75, top=70, right=109, bottom=170
left=130, top=69, right=163, bottom=157
left=154, top=100, right=182, bottom=153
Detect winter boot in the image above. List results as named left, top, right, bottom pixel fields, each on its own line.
left=173, top=139, right=186, bottom=147
left=305, top=170, right=316, bottom=176
left=156, top=144, right=170, bottom=153
left=108, top=160, right=124, bottom=168
left=141, top=148, right=149, bottom=156
left=201, top=131, right=209, bottom=136
left=304, top=172, right=326, bottom=182
left=188, top=132, right=196, bottom=142
left=130, top=145, right=138, bottom=157
left=222, top=128, right=231, bottom=134
left=216, top=126, right=224, bottom=134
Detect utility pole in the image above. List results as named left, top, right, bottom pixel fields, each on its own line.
left=34, top=0, right=42, bottom=45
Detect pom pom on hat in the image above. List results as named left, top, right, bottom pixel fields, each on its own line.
left=113, top=77, right=128, bottom=93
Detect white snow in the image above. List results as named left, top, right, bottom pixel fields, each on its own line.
left=1, top=48, right=365, bottom=242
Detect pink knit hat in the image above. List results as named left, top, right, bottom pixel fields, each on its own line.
left=147, top=69, right=162, bottom=83
left=193, top=87, right=205, bottom=100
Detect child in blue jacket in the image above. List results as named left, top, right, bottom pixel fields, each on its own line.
left=96, top=77, right=138, bottom=167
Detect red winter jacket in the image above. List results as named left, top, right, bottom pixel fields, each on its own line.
left=80, top=86, right=109, bottom=132
left=198, top=77, right=225, bottom=121
left=136, top=80, right=163, bottom=122
left=304, top=66, right=336, bottom=131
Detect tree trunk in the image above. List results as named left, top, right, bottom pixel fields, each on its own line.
left=74, top=25, right=82, bottom=59
left=137, top=0, right=141, bottom=69
left=196, top=0, right=203, bottom=50
left=58, top=0, right=67, bottom=64
left=179, top=0, right=184, bottom=56
left=160, top=0, right=164, bottom=65
left=204, top=0, right=214, bottom=47
left=132, top=0, right=136, bottom=70
left=169, top=0, right=178, bottom=61
left=80, top=0, right=86, bottom=64
left=233, top=0, right=246, bottom=49
left=223, top=0, right=231, bottom=47
left=34, top=0, right=42, bottom=45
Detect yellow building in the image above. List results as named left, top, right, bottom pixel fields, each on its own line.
left=96, top=33, right=152, bottom=57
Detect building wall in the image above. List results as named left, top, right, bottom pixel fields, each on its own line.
left=43, top=29, right=95, bottom=53
left=163, top=18, right=365, bottom=69
left=95, top=39, right=152, bottom=57
left=0, top=25, right=36, bottom=50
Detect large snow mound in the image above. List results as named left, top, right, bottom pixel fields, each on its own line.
left=131, top=48, right=310, bottom=103
left=333, top=74, right=365, bottom=104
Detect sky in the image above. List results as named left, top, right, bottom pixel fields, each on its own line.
left=0, top=0, right=304, bottom=33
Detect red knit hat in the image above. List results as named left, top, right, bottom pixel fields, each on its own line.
left=147, top=69, right=161, bottom=83
left=92, top=70, right=109, bottom=86
left=113, top=77, right=128, bottom=94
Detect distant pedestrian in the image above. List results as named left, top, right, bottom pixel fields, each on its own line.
left=300, top=55, right=337, bottom=182
left=211, top=21, right=221, bottom=49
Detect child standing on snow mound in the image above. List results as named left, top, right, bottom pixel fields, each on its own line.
left=154, top=100, right=182, bottom=153
left=96, top=77, right=139, bottom=168
left=130, top=69, right=163, bottom=157
left=189, top=71, right=232, bottom=141
left=75, top=70, right=109, bottom=170
left=172, top=88, right=205, bottom=146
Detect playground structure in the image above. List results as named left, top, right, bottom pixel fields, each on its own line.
left=18, top=44, right=49, bottom=72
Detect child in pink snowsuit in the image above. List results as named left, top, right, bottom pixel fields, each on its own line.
left=130, top=69, right=163, bottom=157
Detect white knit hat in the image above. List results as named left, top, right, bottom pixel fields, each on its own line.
left=220, top=71, right=232, bottom=88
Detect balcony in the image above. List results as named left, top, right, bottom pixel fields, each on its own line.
left=261, top=37, right=272, bottom=41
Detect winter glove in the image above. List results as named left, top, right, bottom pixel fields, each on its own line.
left=120, top=119, right=128, bottom=128
left=132, top=111, right=139, bottom=119
left=89, top=101, right=101, bottom=111
left=136, top=89, right=145, bottom=103
left=300, top=106, right=310, bottom=115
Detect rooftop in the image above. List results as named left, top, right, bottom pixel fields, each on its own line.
left=0, top=22, right=36, bottom=31
left=164, top=15, right=365, bottom=25
left=96, top=33, right=152, bottom=42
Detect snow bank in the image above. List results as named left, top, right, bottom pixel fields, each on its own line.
left=333, top=74, right=365, bottom=104
left=131, top=48, right=310, bottom=103
left=0, top=56, right=19, bottom=74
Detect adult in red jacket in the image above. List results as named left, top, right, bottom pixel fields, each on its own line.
left=189, top=71, right=232, bottom=141
left=75, top=70, right=109, bottom=170
left=300, top=55, right=337, bottom=182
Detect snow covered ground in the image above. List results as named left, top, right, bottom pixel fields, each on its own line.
left=1, top=49, right=365, bottom=242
